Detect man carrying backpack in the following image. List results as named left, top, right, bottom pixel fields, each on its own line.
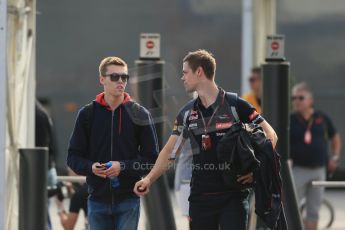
left=134, top=49, right=278, bottom=229
left=67, top=57, right=159, bottom=230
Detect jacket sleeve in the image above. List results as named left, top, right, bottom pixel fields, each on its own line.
left=67, top=108, right=94, bottom=175
left=120, top=107, right=159, bottom=176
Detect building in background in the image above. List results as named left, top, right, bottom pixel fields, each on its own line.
left=36, top=0, right=345, bottom=173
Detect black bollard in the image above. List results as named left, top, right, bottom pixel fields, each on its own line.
left=135, top=60, right=177, bottom=230
left=262, top=62, right=303, bottom=230
left=19, top=147, right=48, bottom=230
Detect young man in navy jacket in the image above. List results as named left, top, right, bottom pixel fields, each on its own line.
left=67, top=57, right=159, bottom=230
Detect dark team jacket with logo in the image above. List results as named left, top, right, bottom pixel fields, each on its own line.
left=67, top=92, right=159, bottom=203
left=172, top=88, right=264, bottom=196
left=290, top=110, right=336, bottom=167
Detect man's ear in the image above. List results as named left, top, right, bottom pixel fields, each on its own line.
left=99, top=76, right=105, bottom=85
left=197, top=67, right=202, bottom=77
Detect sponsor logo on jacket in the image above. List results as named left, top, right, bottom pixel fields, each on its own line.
left=188, top=110, right=199, bottom=121
left=216, top=122, right=233, bottom=130
left=189, top=123, right=198, bottom=129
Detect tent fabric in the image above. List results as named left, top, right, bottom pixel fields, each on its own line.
left=5, top=0, right=36, bottom=229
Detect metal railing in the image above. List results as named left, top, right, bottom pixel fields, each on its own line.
left=57, top=176, right=86, bottom=183
left=312, top=181, right=345, bottom=187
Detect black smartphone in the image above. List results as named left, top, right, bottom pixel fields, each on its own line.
left=95, top=164, right=105, bottom=169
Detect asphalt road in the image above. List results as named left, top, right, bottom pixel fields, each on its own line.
left=49, top=190, right=344, bottom=230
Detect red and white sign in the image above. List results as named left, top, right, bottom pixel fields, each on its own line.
left=147, top=41, right=154, bottom=49
left=266, top=35, right=285, bottom=60
left=140, top=33, right=160, bottom=59
left=271, top=41, right=279, bottom=50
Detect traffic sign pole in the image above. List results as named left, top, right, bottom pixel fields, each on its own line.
left=262, top=35, right=303, bottom=230
left=135, top=33, right=176, bottom=230
left=19, top=148, right=48, bottom=230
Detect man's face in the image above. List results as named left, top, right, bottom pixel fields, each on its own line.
left=249, top=72, right=261, bottom=94
left=292, top=89, right=313, bottom=112
left=181, top=62, right=199, bottom=93
left=100, top=65, right=128, bottom=97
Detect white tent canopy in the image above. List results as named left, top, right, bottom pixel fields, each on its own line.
left=1, top=0, right=36, bottom=229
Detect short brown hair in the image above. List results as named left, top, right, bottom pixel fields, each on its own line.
left=251, top=66, right=261, bottom=76
left=99, top=57, right=127, bottom=76
left=183, top=49, right=216, bottom=80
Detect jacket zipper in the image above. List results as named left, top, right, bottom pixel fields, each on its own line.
left=110, top=110, right=115, bottom=204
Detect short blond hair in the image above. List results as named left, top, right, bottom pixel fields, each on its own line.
left=99, top=57, right=127, bottom=76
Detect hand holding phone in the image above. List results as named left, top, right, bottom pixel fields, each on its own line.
left=92, top=163, right=107, bottom=178
left=137, top=186, right=147, bottom=192
left=95, top=164, right=106, bottom=169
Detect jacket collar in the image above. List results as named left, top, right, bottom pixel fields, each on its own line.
left=95, top=92, right=132, bottom=110
left=195, top=87, right=225, bottom=110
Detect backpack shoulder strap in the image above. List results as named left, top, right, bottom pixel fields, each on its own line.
left=225, top=92, right=240, bottom=122
left=131, top=101, right=141, bottom=117
left=183, top=99, right=196, bottom=127
left=126, top=101, right=143, bottom=125
left=83, top=101, right=94, bottom=139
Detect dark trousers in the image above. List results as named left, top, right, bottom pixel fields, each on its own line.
left=189, top=190, right=250, bottom=230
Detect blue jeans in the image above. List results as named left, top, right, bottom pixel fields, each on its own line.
left=88, top=198, right=140, bottom=230
left=189, top=190, right=250, bottom=230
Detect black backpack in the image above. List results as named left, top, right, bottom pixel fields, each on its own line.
left=225, top=92, right=240, bottom=122
left=217, top=93, right=262, bottom=190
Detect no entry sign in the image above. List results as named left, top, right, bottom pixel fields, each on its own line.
left=266, top=35, right=285, bottom=61
left=140, top=33, right=160, bottom=59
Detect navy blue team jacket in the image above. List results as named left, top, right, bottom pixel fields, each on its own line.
left=67, top=92, right=159, bottom=203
